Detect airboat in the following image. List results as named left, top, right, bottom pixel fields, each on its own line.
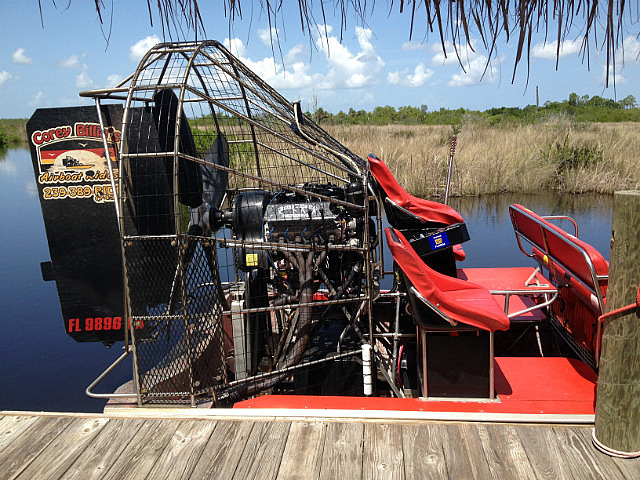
left=27, top=40, right=606, bottom=421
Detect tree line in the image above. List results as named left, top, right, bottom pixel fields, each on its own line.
left=309, top=94, right=639, bottom=126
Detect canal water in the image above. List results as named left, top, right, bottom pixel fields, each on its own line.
left=0, top=146, right=614, bottom=413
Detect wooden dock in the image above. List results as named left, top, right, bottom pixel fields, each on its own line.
left=1, top=411, right=639, bottom=479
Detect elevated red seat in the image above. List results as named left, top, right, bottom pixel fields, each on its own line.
left=510, top=204, right=608, bottom=312
left=368, top=154, right=463, bottom=227
left=386, top=228, right=509, bottom=332
left=510, top=204, right=609, bottom=366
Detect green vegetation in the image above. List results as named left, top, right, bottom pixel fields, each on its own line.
left=330, top=122, right=640, bottom=197
left=310, top=94, right=640, bottom=127
left=0, top=118, right=28, bottom=146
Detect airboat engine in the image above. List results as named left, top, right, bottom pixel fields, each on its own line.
left=221, top=181, right=370, bottom=385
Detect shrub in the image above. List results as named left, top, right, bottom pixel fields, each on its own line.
left=549, top=135, right=604, bottom=172
left=0, top=125, right=7, bottom=147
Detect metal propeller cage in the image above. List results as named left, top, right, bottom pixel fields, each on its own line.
left=82, top=40, right=379, bottom=406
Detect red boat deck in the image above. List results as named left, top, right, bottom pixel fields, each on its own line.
left=235, top=356, right=597, bottom=418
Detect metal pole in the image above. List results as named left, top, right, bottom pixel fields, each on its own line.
left=444, top=135, right=457, bottom=205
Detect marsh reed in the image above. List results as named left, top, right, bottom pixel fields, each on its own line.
left=327, top=121, right=640, bottom=198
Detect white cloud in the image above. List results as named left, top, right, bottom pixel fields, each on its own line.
left=431, top=41, right=478, bottom=66
left=0, top=70, right=12, bottom=87
left=387, top=71, right=402, bottom=85
left=106, top=73, right=124, bottom=87
left=223, top=37, right=247, bottom=57
left=603, top=64, right=628, bottom=85
left=222, top=38, right=316, bottom=90
left=75, top=66, right=94, bottom=89
left=428, top=40, right=500, bottom=87
left=285, top=44, right=306, bottom=64
left=60, top=54, right=82, bottom=69
left=58, top=53, right=94, bottom=89
left=129, top=35, right=161, bottom=62
left=387, top=63, right=433, bottom=87
left=448, top=54, right=498, bottom=86
left=258, top=28, right=278, bottom=47
left=402, top=41, right=425, bottom=51
left=222, top=25, right=384, bottom=93
left=615, top=35, right=640, bottom=65
left=532, top=39, right=581, bottom=60
left=314, top=26, right=385, bottom=89
left=432, top=50, right=460, bottom=66
left=407, top=63, right=433, bottom=86
left=12, top=48, right=33, bottom=65
left=28, top=91, right=44, bottom=108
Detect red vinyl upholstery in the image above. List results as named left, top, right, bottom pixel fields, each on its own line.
left=368, top=154, right=464, bottom=226
left=386, top=228, right=510, bottom=332
left=453, top=244, right=466, bottom=262
left=510, top=204, right=608, bottom=311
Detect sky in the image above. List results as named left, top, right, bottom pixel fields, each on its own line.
left=1, top=1, right=639, bottom=119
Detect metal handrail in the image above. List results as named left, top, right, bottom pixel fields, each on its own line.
left=86, top=348, right=137, bottom=399
left=510, top=206, right=606, bottom=312
left=542, top=215, right=579, bottom=236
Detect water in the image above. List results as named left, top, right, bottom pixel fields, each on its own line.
left=0, top=147, right=614, bottom=413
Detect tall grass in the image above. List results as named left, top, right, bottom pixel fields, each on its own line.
left=0, top=119, right=28, bottom=146
left=327, top=121, right=640, bottom=197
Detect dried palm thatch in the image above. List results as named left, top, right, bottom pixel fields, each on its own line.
left=40, top=1, right=638, bottom=85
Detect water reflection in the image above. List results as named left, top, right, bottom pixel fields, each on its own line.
left=0, top=147, right=614, bottom=412
left=449, top=193, right=612, bottom=269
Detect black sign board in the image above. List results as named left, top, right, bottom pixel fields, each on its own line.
left=27, top=105, right=134, bottom=343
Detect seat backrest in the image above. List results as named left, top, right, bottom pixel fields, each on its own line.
left=385, top=227, right=509, bottom=331
left=368, top=154, right=463, bottom=227
left=509, top=204, right=608, bottom=312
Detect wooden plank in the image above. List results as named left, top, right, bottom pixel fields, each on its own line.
left=575, top=426, right=640, bottom=479
left=189, top=420, right=255, bottom=479
left=553, top=425, right=626, bottom=479
left=441, top=423, right=491, bottom=479
left=363, top=422, right=404, bottom=480
left=232, top=420, right=291, bottom=480
left=0, top=416, right=74, bottom=479
left=0, top=416, right=39, bottom=452
left=61, top=418, right=145, bottom=480
left=515, top=424, right=573, bottom=479
left=401, top=423, right=447, bottom=480
left=319, top=422, right=364, bottom=480
left=101, top=419, right=179, bottom=480
left=477, top=423, right=537, bottom=480
left=277, top=421, right=326, bottom=480
left=140, top=418, right=217, bottom=480
left=15, top=417, right=109, bottom=480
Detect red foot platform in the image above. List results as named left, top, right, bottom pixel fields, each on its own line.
left=234, top=357, right=597, bottom=418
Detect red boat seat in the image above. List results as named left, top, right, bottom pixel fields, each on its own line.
left=510, top=204, right=608, bottom=313
left=453, top=244, right=466, bottom=262
left=386, top=227, right=510, bottom=332
left=368, top=154, right=464, bottom=227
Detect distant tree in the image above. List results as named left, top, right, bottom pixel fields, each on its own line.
left=568, top=93, right=579, bottom=106
left=313, top=107, right=330, bottom=123
left=620, top=95, right=637, bottom=109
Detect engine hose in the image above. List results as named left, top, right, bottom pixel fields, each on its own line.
left=217, top=249, right=315, bottom=402
left=334, top=261, right=362, bottom=300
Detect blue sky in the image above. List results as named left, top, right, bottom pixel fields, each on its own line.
left=1, top=1, right=638, bottom=118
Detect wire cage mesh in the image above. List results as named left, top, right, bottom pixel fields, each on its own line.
left=83, top=40, right=380, bottom=405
